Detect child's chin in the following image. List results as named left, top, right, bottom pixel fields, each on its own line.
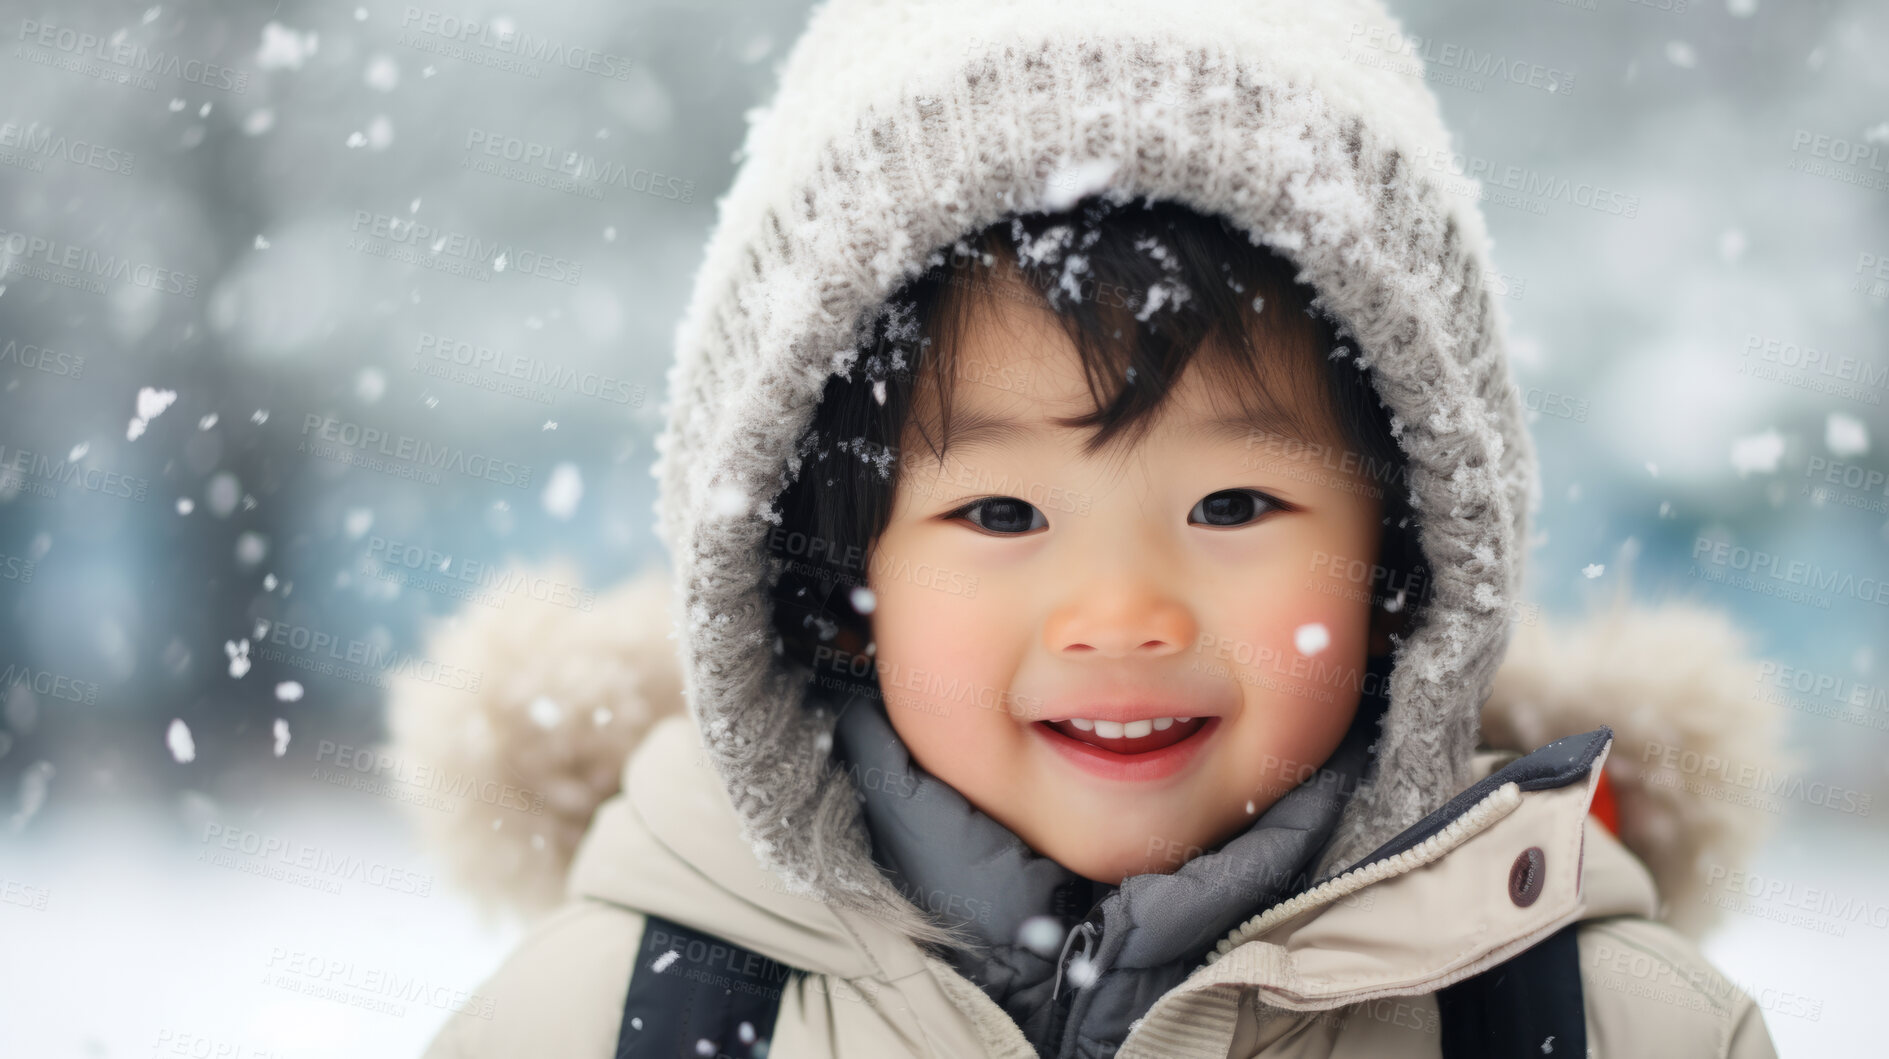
left=1033, top=821, right=1231, bottom=884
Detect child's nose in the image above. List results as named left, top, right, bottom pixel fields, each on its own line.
left=1041, top=585, right=1195, bottom=659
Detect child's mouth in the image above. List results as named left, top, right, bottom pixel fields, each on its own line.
left=1039, top=717, right=1208, bottom=754
left=1032, top=716, right=1220, bottom=783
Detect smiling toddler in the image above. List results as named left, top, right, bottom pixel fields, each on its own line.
left=412, top=3, right=1783, bottom=1057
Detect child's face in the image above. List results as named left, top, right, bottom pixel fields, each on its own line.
left=866, top=282, right=1391, bottom=884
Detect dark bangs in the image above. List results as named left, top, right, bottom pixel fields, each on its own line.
left=764, top=194, right=1427, bottom=701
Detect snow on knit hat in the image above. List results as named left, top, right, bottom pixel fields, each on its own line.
left=648, top=0, right=1539, bottom=934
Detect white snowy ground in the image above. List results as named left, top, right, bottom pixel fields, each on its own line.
left=1695, top=813, right=1889, bottom=1056
left=3, top=802, right=1882, bottom=1056
left=0, top=801, right=523, bottom=1059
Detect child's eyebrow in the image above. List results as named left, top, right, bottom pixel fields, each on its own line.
left=933, top=402, right=1325, bottom=460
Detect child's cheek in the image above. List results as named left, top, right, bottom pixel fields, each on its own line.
left=869, top=551, right=1017, bottom=728
left=1194, top=560, right=1368, bottom=690
left=870, top=569, right=1030, bottom=816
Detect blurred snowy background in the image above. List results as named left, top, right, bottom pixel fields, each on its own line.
left=0, top=0, right=1884, bottom=1055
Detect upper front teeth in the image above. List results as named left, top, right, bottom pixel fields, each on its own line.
left=1065, top=717, right=1185, bottom=738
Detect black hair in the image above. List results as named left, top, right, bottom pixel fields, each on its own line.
left=763, top=194, right=1428, bottom=703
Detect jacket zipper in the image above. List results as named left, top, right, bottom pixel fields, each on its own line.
left=1049, top=916, right=1099, bottom=1002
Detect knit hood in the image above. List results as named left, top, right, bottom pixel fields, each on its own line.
left=388, top=0, right=1789, bottom=948
left=651, top=0, right=1531, bottom=928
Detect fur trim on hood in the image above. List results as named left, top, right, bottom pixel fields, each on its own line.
left=384, top=563, right=684, bottom=923
left=386, top=564, right=1783, bottom=941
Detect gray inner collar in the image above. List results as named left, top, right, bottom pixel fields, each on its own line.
left=831, top=672, right=1386, bottom=1058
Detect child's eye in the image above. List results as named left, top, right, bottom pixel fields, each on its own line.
left=1189, top=488, right=1289, bottom=528
left=946, top=496, right=1047, bottom=535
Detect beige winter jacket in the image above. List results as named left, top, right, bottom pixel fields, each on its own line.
left=419, top=709, right=1777, bottom=1059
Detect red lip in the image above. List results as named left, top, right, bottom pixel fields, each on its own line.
left=1032, top=717, right=1221, bottom=783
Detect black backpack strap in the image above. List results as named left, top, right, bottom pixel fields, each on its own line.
left=1436, top=920, right=1587, bottom=1059
left=616, top=914, right=799, bottom=1059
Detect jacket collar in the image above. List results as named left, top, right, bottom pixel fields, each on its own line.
left=1114, top=727, right=1655, bottom=1055
left=828, top=686, right=1384, bottom=1058
left=573, top=716, right=1656, bottom=1056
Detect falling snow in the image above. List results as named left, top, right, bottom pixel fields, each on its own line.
left=363, top=115, right=395, bottom=150
left=1294, top=623, right=1330, bottom=657
left=166, top=719, right=196, bottom=763
left=235, top=532, right=268, bottom=567
left=355, top=367, right=386, bottom=403
left=542, top=463, right=583, bottom=519
left=364, top=54, right=400, bottom=92
left=273, top=718, right=291, bottom=757
left=225, top=639, right=251, bottom=679
left=1018, top=915, right=1066, bottom=957
left=1729, top=429, right=1784, bottom=476
left=1826, top=413, right=1868, bottom=457
left=651, top=949, right=680, bottom=973
left=528, top=696, right=563, bottom=729
left=126, top=386, right=177, bottom=441
left=275, top=681, right=304, bottom=702
left=1582, top=564, right=1605, bottom=579
left=1065, top=954, right=1099, bottom=990
left=257, top=22, right=319, bottom=71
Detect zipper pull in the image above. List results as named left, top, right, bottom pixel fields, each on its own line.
left=1050, top=916, right=1101, bottom=1001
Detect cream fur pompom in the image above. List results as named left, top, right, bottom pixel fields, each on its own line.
left=384, top=562, right=684, bottom=922
left=1481, top=594, right=1794, bottom=940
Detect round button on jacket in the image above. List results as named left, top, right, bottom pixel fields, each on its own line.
left=1509, top=846, right=1547, bottom=907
